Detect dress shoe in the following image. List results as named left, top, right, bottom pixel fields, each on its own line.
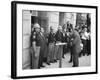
left=54, top=60, right=57, bottom=62
left=38, top=67, right=41, bottom=69
left=62, top=56, right=65, bottom=59
left=79, top=55, right=82, bottom=57
left=72, top=65, right=78, bottom=67
left=68, top=60, right=72, bottom=63
left=46, top=62, right=50, bottom=65
left=72, top=65, right=75, bottom=67
left=40, top=65, right=45, bottom=67
left=50, top=61, right=54, bottom=63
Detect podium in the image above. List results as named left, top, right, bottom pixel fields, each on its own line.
left=55, top=42, right=67, bottom=68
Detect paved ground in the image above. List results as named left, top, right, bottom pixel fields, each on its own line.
left=41, top=53, right=91, bottom=69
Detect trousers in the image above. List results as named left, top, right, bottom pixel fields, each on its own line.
left=31, top=46, right=40, bottom=69
left=47, top=43, right=55, bottom=62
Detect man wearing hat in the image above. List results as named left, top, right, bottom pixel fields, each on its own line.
left=31, top=23, right=45, bottom=69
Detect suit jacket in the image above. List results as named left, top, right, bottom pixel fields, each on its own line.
left=55, top=30, right=63, bottom=42
left=62, top=32, right=68, bottom=43
left=48, top=32, right=55, bottom=43
left=71, top=30, right=81, bottom=54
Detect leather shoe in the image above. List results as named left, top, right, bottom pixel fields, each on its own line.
left=46, top=62, right=50, bottom=65
left=62, top=56, right=65, bottom=59
left=68, top=60, right=72, bottom=63
left=54, top=60, right=57, bottom=62
left=72, top=65, right=78, bottom=67
left=40, top=65, right=45, bottom=67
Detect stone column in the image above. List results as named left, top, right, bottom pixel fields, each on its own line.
left=47, top=12, right=59, bottom=32
left=64, top=13, right=76, bottom=29
left=22, top=10, right=31, bottom=69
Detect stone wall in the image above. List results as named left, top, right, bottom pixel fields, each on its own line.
left=59, top=12, right=77, bottom=29
left=22, top=10, right=31, bottom=69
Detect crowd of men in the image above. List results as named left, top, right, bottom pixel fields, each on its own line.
left=30, top=21, right=91, bottom=69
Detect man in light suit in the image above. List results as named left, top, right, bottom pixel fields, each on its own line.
left=69, top=27, right=81, bottom=67
left=55, top=25, right=63, bottom=60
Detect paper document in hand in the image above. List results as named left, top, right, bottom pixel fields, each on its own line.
left=55, top=43, right=67, bottom=46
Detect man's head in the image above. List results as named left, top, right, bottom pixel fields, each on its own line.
left=33, top=23, right=40, bottom=32
left=67, top=21, right=70, bottom=25
left=40, top=27, right=44, bottom=33
left=50, top=26, right=54, bottom=33
left=58, top=25, right=62, bottom=32
left=69, top=25, right=74, bottom=36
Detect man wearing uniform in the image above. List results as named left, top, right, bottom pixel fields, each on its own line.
left=31, top=23, right=41, bottom=69
left=31, top=23, right=45, bottom=69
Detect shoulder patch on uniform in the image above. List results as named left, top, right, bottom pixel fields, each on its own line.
left=33, top=32, right=36, bottom=35
left=32, top=32, right=36, bottom=39
left=33, top=35, right=36, bottom=38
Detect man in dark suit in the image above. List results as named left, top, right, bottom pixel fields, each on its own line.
left=38, top=28, right=46, bottom=68
left=62, top=28, right=68, bottom=58
left=69, top=28, right=81, bottom=67
left=47, top=26, right=56, bottom=65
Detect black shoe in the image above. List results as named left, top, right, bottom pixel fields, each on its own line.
left=68, top=60, right=72, bottom=63
left=38, top=67, right=41, bottom=69
left=40, top=65, right=45, bottom=67
left=62, top=56, right=65, bottom=59
left=57, top=59, right=60, bottom=60
left=72, top=65, right=75, bottom=67
left=87, top=53, right=90, bottom=56
left=46, top=62, right=50, bottom=65
left=50, top=61, right=55, bottom=63
left=83, top=53, right=85, bottom=56
left=54, top=60, right=57, bottom=62
left=72, top=65, right=78, bottom=67
left=79, top=55, right=81, bottom=57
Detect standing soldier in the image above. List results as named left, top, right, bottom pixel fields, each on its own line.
left=31, top=23, right=41, bottom=69
left=31, top=23, right=45, bottom=69
left=47, top=26, right=56, bottom=65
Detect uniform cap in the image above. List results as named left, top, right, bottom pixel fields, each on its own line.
left=33, top=23, right=40, bottom=28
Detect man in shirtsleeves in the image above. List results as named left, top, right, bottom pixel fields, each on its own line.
left=31, top=23, right=41, bottom=69
left=31, top=23, right=45, bottom=69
